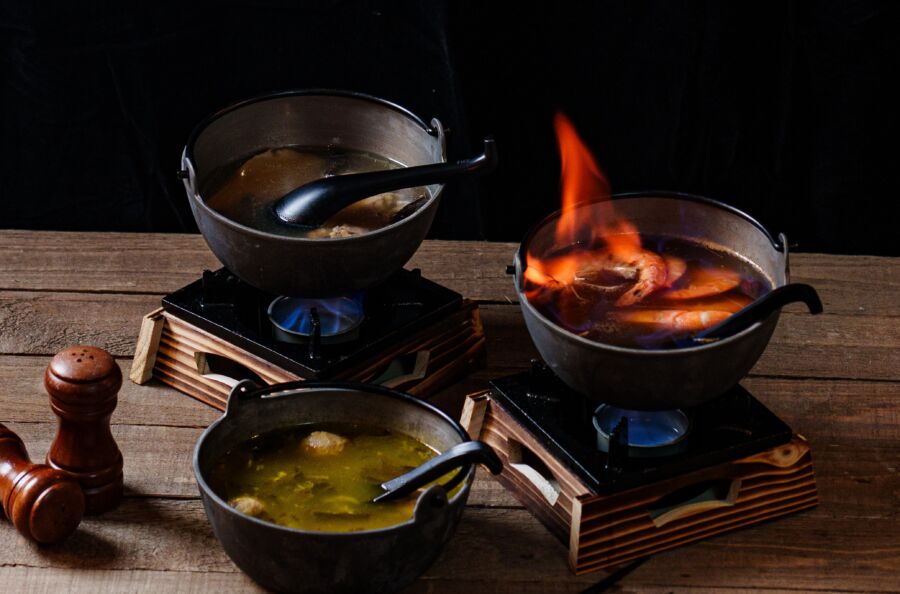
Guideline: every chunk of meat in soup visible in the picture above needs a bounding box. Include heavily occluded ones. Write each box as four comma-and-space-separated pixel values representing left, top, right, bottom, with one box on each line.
301, 431, 349, 456
229, 495, 266, 517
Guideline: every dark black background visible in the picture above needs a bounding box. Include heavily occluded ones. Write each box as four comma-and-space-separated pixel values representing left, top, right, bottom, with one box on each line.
2, 1, 896, 254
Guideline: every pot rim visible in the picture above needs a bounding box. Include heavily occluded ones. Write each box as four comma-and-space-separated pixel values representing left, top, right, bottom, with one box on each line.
192, 380, 476, 538
182, 88, 446, 245
514, 191, 787, 357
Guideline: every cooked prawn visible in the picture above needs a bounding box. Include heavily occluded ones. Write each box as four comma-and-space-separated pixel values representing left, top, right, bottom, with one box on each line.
642, 293, 751, 313
573, 249, 668, 306
663, 255, 687, 287
524, 264, 570, 306
659, 265, 741, 300
611, 309, 731, 332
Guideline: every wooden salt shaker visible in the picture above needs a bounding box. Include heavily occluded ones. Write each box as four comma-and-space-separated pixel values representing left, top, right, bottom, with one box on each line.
45, 346, 123, 515
0, 423, 85, 544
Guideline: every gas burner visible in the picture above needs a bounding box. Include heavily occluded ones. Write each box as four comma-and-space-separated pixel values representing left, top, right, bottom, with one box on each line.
592, 405, 690, 457
268, 294, 365, 344
487, 364, 793, 494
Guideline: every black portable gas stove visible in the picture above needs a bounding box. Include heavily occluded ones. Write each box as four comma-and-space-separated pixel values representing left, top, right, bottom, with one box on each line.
461, 362, 818, 574
131, 268, 484, 409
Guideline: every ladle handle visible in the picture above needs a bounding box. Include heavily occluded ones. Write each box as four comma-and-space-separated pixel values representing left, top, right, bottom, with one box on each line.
273, 137, 498, 226
373, 440, 502, 503
693, 283, 823, 342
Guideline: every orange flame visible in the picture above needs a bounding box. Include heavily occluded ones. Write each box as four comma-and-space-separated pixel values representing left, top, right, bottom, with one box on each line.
553, 112, 611, 246
523, 113, 749, 339
526, 113, 642, 295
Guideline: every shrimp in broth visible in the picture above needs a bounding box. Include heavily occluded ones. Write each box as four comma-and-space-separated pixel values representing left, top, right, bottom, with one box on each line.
525, 235, 770, 349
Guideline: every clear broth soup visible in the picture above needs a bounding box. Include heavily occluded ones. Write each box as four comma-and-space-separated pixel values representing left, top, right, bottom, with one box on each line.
207, 423, 456, 532
203, 146, 428, 238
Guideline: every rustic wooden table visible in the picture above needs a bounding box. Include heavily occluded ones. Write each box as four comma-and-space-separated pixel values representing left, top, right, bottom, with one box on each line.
0, 230, 898, 593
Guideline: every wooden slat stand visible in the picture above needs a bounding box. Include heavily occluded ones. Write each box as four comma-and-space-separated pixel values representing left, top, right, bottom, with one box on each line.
461, 391, 819, 574
130, 300, 485, 410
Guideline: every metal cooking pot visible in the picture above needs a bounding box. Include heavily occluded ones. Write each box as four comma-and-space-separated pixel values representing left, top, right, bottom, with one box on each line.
514, 192, 790, 410
193, 380, 480, 594
181, 90, 447, 297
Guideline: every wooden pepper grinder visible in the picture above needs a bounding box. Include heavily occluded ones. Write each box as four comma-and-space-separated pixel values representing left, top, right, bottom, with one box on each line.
0, 423, 85, 544
45, 346, 123, 515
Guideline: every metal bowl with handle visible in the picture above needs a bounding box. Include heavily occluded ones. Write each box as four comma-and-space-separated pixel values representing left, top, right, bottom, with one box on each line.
514, 192, 800, 410
194, 380, 497, 593
180, 90, 450, 297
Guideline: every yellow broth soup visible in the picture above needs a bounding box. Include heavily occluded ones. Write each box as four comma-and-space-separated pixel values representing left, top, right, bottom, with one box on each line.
207, 423, 455, 532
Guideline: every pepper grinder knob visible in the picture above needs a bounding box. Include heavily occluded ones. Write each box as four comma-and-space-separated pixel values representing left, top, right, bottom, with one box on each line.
0, 423, 85, 544
45, 346, 123, 515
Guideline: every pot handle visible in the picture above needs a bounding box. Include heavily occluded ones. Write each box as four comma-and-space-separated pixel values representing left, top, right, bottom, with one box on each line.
411, 483, 450, 524
222, 379, 264, 417
223, 379, 431, 416
178, 148, 198, 197
223, 380, 314, 416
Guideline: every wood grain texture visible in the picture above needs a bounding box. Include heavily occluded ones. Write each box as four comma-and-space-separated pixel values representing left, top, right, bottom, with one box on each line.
0, 566, 887, 594
0, 499, 898, 593
0, 568, 262, 594
129, 308, 165, 384
0, 356, 222, 428
0, 230, 897, 593
0, 231, 519, 301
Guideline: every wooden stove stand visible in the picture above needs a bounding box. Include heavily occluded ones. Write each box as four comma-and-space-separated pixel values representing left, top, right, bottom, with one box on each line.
130, 301, 485, 409
461, 391, 819, 574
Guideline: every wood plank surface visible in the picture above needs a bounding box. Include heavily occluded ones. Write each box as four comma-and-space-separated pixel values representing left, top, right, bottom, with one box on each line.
0, 231, 519, 302
2, 291, 898, 381
2, 362, 896, 516
3, 230, 899, 314
1, 498, 898, 593
0, 230, 898, 593
0, 568, 873, 594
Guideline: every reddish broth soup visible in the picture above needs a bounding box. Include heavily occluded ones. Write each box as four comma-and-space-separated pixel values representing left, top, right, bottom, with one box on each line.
524, 235, 770, 349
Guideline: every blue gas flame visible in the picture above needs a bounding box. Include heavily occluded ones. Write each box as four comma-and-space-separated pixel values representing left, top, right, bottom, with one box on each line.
270, 293, 365, 337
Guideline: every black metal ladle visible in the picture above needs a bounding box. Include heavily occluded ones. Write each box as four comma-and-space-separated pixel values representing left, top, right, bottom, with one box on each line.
273, 137, 498, 228
372, 440, 502, 503
690, 282, 823, 343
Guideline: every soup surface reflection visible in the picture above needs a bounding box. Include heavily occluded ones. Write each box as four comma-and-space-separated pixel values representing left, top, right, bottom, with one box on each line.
208, 423, 454, 532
